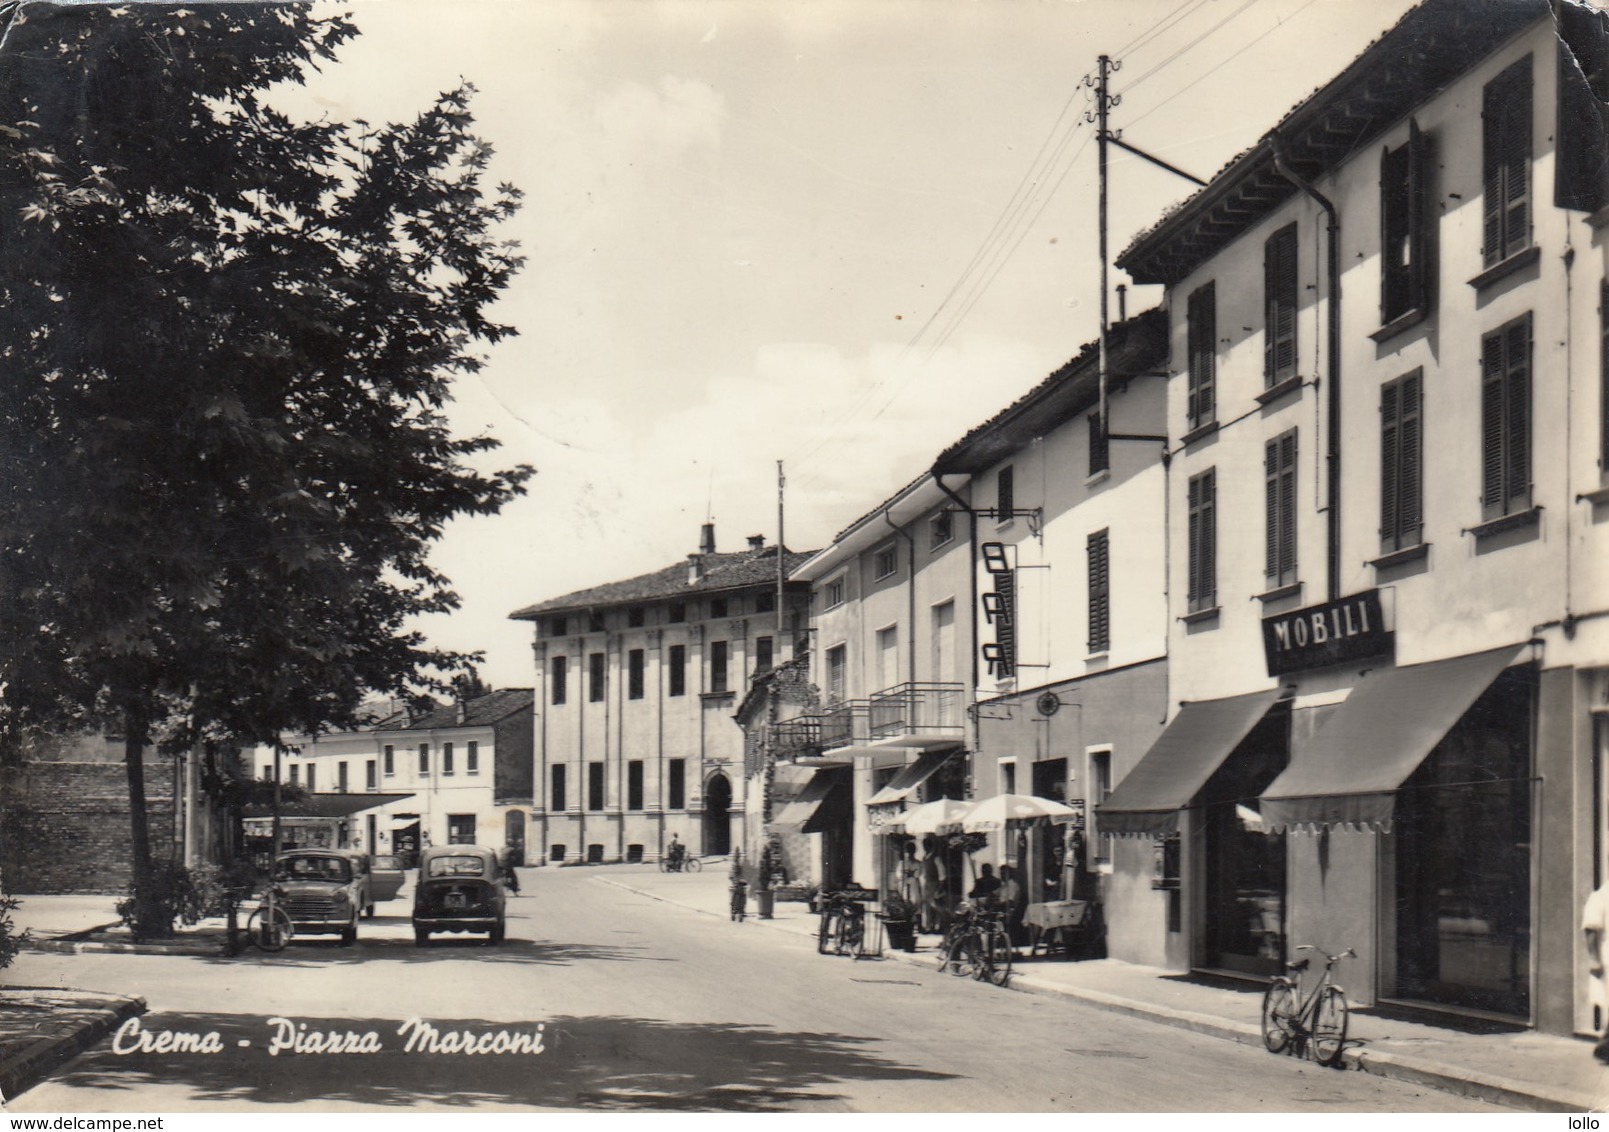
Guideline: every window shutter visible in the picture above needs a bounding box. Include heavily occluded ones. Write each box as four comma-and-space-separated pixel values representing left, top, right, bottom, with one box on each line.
1483, 79, 1506, 264
1188, 284, 1215, 426
1087, 531, 1109, 653
1187, 475, 1203, 605
1601, 281, 1609, 470
1504, 317, 1531, 512
995, 570, 1017, 676
1399, 371, 1423, 546
1381, 142, 1410, 321
1279, 432, 1297, 582
1380, 379, 1401, 546
1502, 64, 1532, 261
1265, 225, 1298, 382
1407, 119, 1433, 313
1481, 329, 1507, 517
1202, 473, 1216, 604
1265, 440, 1280, 579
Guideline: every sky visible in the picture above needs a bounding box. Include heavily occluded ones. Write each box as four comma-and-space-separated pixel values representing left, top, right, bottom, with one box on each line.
283, 0, 1424, 690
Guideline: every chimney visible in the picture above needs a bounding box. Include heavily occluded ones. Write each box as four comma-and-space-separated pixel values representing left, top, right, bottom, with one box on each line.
700, 522, 716, 556
455, 699, 467, 725
747, 534, 765, 551
687, 553, 704, 584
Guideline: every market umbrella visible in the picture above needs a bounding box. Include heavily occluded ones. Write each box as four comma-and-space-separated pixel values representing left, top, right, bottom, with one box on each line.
887, 797, 972, 836
944, 792, 1080, 833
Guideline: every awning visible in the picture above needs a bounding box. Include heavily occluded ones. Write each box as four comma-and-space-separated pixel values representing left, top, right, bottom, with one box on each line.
243, 792, 415, 820
768, 767, 850, 834
866, 749, 955, 806
1260, 643, 1524, 833
1095, 688, 1283, 837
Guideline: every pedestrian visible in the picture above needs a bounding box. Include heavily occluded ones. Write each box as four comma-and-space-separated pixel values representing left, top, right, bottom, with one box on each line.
998, 864, 1027, 941
969, 862, 1002, 904
498, 842, 521, 895
1584, 880, 1609, 1063
919, 834, 948, 933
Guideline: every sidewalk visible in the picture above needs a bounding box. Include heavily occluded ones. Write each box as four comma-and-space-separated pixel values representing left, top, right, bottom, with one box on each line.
597, 862, 1609, 1113
9, 893, 226, 956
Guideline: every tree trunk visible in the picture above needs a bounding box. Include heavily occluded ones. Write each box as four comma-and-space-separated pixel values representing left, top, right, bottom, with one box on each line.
122, 702, 167, 938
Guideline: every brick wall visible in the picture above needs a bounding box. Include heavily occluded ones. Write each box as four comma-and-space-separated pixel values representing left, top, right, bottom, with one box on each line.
0, 746, 176, 895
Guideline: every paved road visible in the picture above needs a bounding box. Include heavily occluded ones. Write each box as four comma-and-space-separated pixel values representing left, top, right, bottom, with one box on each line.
6, 867, 1511, 1112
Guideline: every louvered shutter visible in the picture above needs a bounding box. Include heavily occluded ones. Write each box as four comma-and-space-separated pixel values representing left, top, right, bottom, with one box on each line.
1188, 284, 1215, 426
1187, 474, 1203, 607
1399, 371, 1423, 547
1380, 380, 1401, 548
1407, 120, 1433, 313
1381, 142, 1411, 321
1278, 432, 1298, 584
1201, 472, 1216, 605
1601, 282, 1609, 470
1483, 76, 1505, 265
1087, 530, 1110, 653
1483, 58, 1532, 266
1265, 225, 1298, 383
1504, 318, 1531, 513
995, 570, 1017, 677
1265, 440, 1281, 580
1481, 329, 1507, 518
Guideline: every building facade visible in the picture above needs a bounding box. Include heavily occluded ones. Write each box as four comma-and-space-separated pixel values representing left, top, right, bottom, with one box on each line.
1104, 0, 1609, 1036
510, 527, 813, 866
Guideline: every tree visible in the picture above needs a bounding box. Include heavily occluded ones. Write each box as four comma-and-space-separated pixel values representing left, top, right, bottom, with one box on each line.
0, 3, 532, 933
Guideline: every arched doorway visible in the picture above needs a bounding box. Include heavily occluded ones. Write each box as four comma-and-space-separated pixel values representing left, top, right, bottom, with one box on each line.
503, 810, 526, 866
703, 773, 732, 856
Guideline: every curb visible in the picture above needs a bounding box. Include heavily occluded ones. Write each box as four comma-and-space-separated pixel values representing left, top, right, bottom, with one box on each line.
0, 992, 146, 1101
27, 937, 227, 957
598, 876, 1595, 1113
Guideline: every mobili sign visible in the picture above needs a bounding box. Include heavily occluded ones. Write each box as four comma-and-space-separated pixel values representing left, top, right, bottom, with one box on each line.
1262, 589, 1392, 677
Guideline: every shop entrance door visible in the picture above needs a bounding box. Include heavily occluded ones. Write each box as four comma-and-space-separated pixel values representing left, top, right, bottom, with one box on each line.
1395, 667, 1533, 1018
1200, 703, 1289, 977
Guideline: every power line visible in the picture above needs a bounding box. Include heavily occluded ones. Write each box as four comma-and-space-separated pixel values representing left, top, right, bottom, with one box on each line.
1111, 0, 1214, 61
1117, 0, 1261, 96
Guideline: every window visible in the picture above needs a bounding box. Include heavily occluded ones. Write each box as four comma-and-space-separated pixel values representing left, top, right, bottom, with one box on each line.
669, 602, 686, 623
824, 577, 845, 609
1187, 470, 1217, 613
711, 598, 728, 619
383, 745, 394, 776
1381, 371, 1424, 552
447, 814, 475, 845
1187, 282, 1216, 428
628, 606, 645, 628
876, 625, 899, 689
1088, 411, 1109, 476
669, 644, 686, 697
1000, 760, 1017, 795
1481, 314, 1533, 520
1381, 121, 1434, 323
1087, 529, 1110, 654
628, 760, 644, 811
290, 763, 300, 786
589, 652, 605, 702
1265, 430, 1299, 587
710, 640, 729, 695
551, 763, 567, 811
338, 762, 348, 792
365, 760, 376, 790
588, 762, 604, 811
826, 644, 847, 704
1090, 750, 1113, 867
755, 590, 775, 613
551, 655, 568, 705
930, 509, 954, 549
442, 742, 454, 776
306, 764, 316, 792
874, 543, 898, 581
1264, 223, 1299, 386
588, 611, 605, 632
668, 758, 686, 810
1483, 56, 1532, 268
755, 636, 773, 674
419, 742, 430, 776
996, 465, 1015, 522
466, 741, 478, 775
988, 570, 1016, 678
628, 649, 645, 699
550, 615, 567, 638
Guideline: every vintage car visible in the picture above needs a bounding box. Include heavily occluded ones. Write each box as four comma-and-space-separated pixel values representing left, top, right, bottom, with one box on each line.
273, 849, 369, 945
413, 845, 507, 946
370, 853, 408, 904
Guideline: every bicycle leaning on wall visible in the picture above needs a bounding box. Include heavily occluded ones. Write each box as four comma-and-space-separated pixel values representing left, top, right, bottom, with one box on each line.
1260, 944, 1355, 1066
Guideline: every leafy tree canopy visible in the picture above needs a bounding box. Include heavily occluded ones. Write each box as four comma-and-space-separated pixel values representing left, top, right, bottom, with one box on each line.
0, 2, 533, 757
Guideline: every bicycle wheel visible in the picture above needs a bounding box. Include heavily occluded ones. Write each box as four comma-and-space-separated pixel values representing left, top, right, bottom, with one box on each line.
1260, 980, 1297, 1053
817, 909, 835, 954
1311, 985, 1349, 1066
981, 929, 1012, 986
685, 857, 702, 873
844, 914, 866, 960
248, 905, 292, 953
660, 857, 672, 873
946, 934, 979, 978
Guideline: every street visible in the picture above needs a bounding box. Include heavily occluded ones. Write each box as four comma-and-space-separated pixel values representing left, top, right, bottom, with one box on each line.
5, 866, 1511, 1112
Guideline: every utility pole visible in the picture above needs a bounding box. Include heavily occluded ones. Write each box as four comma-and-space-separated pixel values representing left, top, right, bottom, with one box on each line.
1085, 55, 1120, 446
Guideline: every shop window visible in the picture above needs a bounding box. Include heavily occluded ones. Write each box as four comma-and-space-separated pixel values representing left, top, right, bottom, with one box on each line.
1483, 56, 1532, 268
1481, 315, 1533, 520
1381, 370, 1424, 552
1265, 430, 1298, 587
1187, 470, 1217, 612
447, 814, 475, 845
1264, 223, 1298, 386
1187, 282, 1216, 428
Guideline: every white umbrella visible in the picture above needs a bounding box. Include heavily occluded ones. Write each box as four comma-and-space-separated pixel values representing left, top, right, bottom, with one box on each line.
887, 797, 972, 836
943, 793, 1079, 833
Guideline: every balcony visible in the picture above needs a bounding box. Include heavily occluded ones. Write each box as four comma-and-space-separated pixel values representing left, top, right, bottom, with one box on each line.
769, 716, 821, 758
817, 700, 870, 750
868, 682, 967, 744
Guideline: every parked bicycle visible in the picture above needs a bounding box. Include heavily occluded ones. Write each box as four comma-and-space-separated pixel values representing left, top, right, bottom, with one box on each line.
1261, 944, 1355, 1066
815, 890, 868, 959
938, 902, 1012, 986
244, 883, 293, 953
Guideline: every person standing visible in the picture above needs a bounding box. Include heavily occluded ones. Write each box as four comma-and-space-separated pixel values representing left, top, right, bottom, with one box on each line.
1584, 881, 1609, 1063
919, 835, 948, 933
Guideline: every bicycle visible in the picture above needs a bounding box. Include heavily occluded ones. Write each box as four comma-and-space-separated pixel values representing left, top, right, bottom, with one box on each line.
939, 904, 1012, 986
659, 853, 702, 873
815, 890, 867, 958
1261, 944, 1355, 1066
244, 884, 293, 953
730, 878, 748, 922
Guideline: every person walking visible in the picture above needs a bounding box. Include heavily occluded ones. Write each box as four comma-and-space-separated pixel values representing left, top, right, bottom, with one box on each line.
1584, 880, 1609, 1063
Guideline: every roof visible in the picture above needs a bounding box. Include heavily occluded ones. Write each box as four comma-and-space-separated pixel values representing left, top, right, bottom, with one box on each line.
379, 687, 533, 733
933, 307, 1169, 474
1116, 0, 1550, 285
508, 544, 817, 621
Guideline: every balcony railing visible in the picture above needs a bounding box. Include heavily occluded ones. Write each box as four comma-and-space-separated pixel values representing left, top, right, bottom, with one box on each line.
769, 715, 821, 757
868, 682, 967, 741
818, 700, 870, 749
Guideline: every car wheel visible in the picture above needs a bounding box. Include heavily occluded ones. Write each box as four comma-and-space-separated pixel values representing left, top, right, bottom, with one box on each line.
340, 915, 357, 946
362, 903, 374, 920
489, 922, 505, 945
414, 928, 429, 947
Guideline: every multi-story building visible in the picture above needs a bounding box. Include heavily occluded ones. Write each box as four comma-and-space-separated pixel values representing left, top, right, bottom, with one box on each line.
1103, 0, 1609, 1036
930, 308, 1172, 965
252, 688, 533, 860
779, 475, 976, 893
509, 526, 813, 865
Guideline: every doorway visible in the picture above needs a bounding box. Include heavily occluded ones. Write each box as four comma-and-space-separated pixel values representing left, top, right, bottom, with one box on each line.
703, 773, 732, 856
504, 810, 526, 866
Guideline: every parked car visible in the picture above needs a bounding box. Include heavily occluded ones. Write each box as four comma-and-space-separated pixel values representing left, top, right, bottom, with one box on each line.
370, 854, 407, 904
413, 845, 507, 946
273, 849, 369, 945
